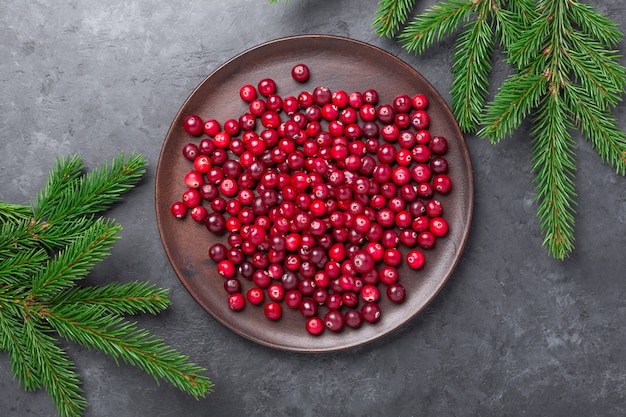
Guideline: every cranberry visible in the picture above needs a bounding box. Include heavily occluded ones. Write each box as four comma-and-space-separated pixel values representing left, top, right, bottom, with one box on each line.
227, 293, 245, 311
379, 266, 399, 285
239, 84, 257, 102
323, 310, 345, 332
418, 231, 437, 249
361, 302, 381, 323
406, 249, 425, 269
312, 86, 331, 106
299, 298, 318, 317
387, 283, 406, 303
182, 143, 199, 161
430, 135, 448, 154
412, 94, 428, 110
344, 309, 363, 329
264, 301, 282, 321
183, 114, 203, 136
224, 278, 242, 294
360, 284, 380, 303
425, 199, 443, 217
257, 78, 277, 96
190, 205, 207, 222
352, 250, 375, 273
246, 287, 264, 305
362, 89, 379, 105
430, 156, 449, 174
291, 64, 310, 83
170, 201, 187, 219
348, 91, 364, 108
306, 316, 324, 335
410, 110, 430, 130
298, 91, 314, 108
429, 217, 449, 237
181, 189, 201, 208
433, 174, 452, 194
285, 290, 303, 309
203, 119, 220, 136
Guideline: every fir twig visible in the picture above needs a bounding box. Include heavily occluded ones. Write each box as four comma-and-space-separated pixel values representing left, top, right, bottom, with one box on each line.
531, 92, 577, 259
46, 305, 209, 399
52, 281, 171, 316
480, 0, 626, 257
1, 151, 213, 417
36, 152, 147, 224
30, 218, 122, 298
378, 0, 626, 258
399, 0, 474, 55
373, 0, 418, 38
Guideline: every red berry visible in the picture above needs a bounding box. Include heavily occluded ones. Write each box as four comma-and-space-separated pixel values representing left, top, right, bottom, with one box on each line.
258, 78, 277, 96
183, 114, 203, 136
429, 217, 449, 237
323, 310, 345, 332
406, 249, 425, 269
306, 316, 324, 335
170, 201, 187, 219
264, 301, 282, 321
361, 302, 381, 323
411, 94, 428, 110
227, 293, 245, 311
387, 283, 406, 303
246, 287, 265, 305
239, 84, 257, 102
291, 64, 310, 83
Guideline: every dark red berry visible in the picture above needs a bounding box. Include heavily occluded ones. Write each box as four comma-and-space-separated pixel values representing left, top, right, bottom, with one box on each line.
291, 64, 310, 83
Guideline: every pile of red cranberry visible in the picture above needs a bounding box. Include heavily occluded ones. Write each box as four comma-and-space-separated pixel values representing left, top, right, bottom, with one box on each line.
170, 64, 451, 335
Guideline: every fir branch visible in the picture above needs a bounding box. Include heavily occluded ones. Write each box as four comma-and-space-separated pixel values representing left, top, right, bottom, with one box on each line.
565, 83, 626, 175
450, 3, 494, 132
0, 247, 48, 285
31, 219, 122, 298
21, 309, 86, 417
34, 155, 85, 221
492, 0, 536, 51
2, 151, 213, 415
479, 67, 546, 142
0, 304, 42, 391
373, 0, 418, 38
0, 202, 31, 223
531, 91, 577, 259
0, 216, 97, 256
0, 219, 33, 258
567, 31, 626, 107
398, 0, 475, 55
568, 1, 624, 47
37, 152, 147, 224
46, 304, 213, 399
52, 281, 171, 316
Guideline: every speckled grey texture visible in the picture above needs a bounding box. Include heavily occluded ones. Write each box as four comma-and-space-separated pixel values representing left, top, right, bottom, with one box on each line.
1, 1, 625, 416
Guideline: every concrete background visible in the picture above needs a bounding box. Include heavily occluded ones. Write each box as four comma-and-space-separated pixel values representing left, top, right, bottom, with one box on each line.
0, 0, 624, 416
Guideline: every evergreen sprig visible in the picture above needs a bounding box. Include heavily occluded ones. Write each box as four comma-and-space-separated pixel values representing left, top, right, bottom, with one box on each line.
383, 0, 626, 259
0, 152, 213, 417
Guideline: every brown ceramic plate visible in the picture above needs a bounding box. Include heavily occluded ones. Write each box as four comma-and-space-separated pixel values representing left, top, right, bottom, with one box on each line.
156, 35, 473, 353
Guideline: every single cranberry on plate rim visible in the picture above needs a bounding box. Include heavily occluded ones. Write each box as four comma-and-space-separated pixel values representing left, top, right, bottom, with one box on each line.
169, 62, 454, 337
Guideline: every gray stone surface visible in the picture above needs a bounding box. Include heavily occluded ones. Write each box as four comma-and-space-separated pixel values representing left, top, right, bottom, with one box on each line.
1, 1, 625, 416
